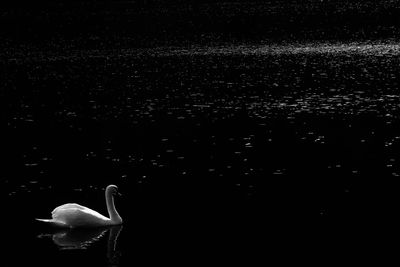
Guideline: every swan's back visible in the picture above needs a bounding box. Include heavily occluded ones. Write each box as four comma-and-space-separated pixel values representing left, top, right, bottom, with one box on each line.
52, 203, 87, 215
51, 203, 87, 215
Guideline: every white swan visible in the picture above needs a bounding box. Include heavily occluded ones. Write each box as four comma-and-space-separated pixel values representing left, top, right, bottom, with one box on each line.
36, 185, 123, 228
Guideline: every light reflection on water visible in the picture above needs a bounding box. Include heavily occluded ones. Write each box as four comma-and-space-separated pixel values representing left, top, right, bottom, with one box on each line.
141, 43, 400, 57
38, 225, 122, 251
7, 40, 400, 198
11, 42, 400, 60
3, 42, 400, 264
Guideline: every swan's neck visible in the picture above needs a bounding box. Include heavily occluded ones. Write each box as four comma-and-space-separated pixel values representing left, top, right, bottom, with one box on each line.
105, 189, 122, 224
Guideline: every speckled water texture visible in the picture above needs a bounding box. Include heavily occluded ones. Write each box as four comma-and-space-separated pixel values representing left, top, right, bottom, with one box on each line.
3, 0, 400, 262
2, 41, 400, 264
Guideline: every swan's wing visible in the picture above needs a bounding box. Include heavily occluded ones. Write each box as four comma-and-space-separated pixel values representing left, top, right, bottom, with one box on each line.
52, 207, 109, 227
52, 203, 87, 215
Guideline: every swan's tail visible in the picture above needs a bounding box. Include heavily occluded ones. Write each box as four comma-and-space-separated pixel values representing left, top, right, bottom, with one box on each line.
35, 218, 53, 223
35, 218, 69, 228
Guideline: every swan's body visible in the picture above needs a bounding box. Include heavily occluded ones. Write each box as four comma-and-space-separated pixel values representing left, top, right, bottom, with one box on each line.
36, 185, 122, 228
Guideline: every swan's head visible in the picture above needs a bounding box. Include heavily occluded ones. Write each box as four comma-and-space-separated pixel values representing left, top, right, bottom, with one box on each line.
106, 185, 119, 196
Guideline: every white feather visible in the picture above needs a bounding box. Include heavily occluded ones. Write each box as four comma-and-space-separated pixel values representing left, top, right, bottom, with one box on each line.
36, 185, 122, 228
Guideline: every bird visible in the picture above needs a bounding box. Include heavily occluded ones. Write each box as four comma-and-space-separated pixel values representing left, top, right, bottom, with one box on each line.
36, 185, 123, 228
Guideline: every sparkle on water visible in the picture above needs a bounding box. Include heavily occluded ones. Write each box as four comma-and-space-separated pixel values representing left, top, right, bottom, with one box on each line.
2, 42, 400, 264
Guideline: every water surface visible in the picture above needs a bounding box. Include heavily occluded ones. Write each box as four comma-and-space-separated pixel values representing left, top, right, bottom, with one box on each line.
2, 42, 400, 264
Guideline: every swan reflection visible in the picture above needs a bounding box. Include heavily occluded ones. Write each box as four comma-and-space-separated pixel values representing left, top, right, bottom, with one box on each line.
38, 226, 123, 262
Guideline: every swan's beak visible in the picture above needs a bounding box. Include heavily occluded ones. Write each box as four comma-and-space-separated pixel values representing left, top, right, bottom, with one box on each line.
117, 192, 122, 197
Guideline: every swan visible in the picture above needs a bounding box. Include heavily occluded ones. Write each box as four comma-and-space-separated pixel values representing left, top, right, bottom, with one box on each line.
36, 185, 123, 228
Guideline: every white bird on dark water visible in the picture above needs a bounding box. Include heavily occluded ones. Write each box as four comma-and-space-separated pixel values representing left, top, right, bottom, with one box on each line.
36, 185, 123, 228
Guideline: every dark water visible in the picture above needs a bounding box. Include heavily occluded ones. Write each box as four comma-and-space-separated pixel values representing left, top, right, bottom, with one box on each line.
2, 0, 400, 50
2, 43, 400, 264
